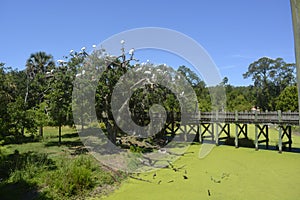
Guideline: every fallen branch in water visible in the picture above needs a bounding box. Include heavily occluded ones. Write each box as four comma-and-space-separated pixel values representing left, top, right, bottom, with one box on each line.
129, 175, 152, 183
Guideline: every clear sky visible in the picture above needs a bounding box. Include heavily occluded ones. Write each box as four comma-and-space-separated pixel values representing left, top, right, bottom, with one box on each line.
0, 0, 295, 86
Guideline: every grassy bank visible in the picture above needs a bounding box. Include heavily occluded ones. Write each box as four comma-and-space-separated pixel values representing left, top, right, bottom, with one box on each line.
0, 127, 124, 200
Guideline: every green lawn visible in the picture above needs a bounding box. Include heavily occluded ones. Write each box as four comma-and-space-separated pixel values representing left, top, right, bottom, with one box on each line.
4, 126, 80, 157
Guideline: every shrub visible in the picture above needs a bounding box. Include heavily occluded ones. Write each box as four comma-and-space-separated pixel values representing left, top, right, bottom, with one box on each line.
0, 151, 56, 182
46, 155, 114, 198
129, 145, 152, 153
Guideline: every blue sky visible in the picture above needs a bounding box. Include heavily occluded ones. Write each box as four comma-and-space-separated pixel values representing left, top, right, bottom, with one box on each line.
0, 0, 295, 86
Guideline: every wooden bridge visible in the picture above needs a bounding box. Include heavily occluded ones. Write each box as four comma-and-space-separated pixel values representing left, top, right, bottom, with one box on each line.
150, 110, 300, 153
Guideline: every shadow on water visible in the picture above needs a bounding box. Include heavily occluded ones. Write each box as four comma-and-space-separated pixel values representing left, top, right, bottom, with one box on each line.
216, 137, 300, 153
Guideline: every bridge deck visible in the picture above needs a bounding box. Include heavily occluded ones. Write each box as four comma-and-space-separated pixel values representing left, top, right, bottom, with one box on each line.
153, 111, 300, 125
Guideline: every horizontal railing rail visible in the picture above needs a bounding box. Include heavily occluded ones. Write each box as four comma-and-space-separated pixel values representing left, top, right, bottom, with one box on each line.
152, 111, 300, 125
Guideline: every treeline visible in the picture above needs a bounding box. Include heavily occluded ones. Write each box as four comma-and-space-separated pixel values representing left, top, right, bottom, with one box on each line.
0, 47, 297, 142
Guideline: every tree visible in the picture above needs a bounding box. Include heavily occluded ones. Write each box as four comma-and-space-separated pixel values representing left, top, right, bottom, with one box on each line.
177, 65, 201, 86
95, 50, 135, 143
243, 57, 296, 111
7, 96, 37, 136
276, 85, 298, 111
0, 64, 33, 138
225, 85, 254, 111
25, 52, 55, 136
177, 65, 211, 111
0, 63, 13, 136
26, 52, 55, 79
222, 77, 229, 85
46, 61, 75, 145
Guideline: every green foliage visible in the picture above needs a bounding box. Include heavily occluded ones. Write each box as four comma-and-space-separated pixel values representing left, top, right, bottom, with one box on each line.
0, 151, 56, 182
208, 85, 226, 111
46, 65, 74, 127
0, 64, 15, 135
129, 145, 151, 153
226, 86, 253, 111
48, 158, 93, 196
276, 85, 299, 111
178, 65, 202, 86
243, 57, 296, 111
25, 52, 55, 108
0, 142, 118, 199
7, 96, 37, 135
46, 156, 114, 198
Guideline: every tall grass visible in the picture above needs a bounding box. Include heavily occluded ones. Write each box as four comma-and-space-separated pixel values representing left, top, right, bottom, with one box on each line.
0, 126, 123, 200
45, 155, 113, 198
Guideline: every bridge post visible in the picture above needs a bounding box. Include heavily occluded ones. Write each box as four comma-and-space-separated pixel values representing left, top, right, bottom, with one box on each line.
235, 111, 238, 148
199, 121, 202, 143
278, 110, 282, 153
255, 111, 258, 150
215, 110, 219, 146
183, 124, 186, 141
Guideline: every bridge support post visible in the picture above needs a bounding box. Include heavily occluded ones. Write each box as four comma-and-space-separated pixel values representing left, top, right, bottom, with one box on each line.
200, 123, 214, 143
235, 111, 238, 148
215, 123, 219, 146
178, 122, 199, 142
234, 123, 248, 148
278, 126, 282, 153
254, 124, 269, 150
184, 125, 187, 142
215, 111, 219, 146
215, 123, 230, 145
278, 110, 282, 153
199, 123, 202, 143
280, 125, 292, 151
235, 124, 239, 148
255, 124, 258, 151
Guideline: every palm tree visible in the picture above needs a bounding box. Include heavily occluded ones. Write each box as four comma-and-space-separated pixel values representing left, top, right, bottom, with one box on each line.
25, 52, 55, 137
26, 51, 55, 79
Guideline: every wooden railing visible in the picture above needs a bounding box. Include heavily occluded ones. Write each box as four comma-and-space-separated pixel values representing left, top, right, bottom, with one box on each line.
152, 111, 300, 125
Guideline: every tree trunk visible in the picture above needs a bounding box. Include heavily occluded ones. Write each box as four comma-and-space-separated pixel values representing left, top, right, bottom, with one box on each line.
105, 120, 117, 144
111, 122, 117, 144
39, 126, 43, 137
58, 125, 62, 145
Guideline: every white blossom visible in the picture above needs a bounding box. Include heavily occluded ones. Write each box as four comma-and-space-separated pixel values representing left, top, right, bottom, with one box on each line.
57, 59, 65, 64
129, 48, 134, 55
